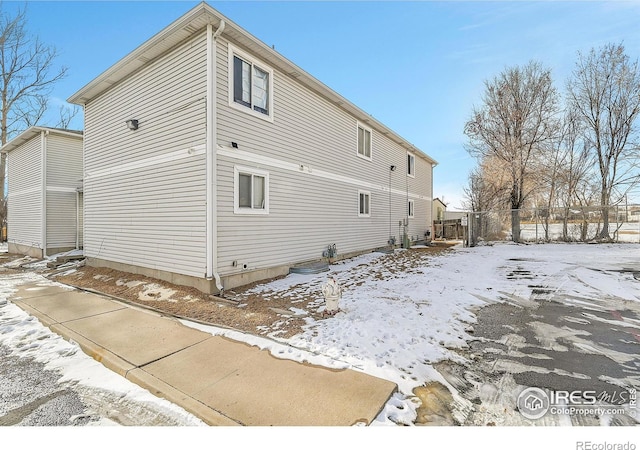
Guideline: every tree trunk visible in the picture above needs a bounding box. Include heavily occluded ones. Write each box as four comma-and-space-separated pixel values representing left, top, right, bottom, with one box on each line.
511, 209, 521, 243
598, 206, 610, 240
544, 214, 550, 242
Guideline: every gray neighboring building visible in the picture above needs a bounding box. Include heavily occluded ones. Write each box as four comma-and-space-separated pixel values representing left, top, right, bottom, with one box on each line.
68, 2, 437, 293
3, 127, 83, 258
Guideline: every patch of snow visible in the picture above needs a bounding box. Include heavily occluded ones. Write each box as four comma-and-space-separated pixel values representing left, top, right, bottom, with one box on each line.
138, 283, 176, 302
0, 272, 204, 426
116, 279, 144, 288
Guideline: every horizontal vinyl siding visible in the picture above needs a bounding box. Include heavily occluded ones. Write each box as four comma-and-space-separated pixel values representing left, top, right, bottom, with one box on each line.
83, 32, 208, 278
45, 134, 83, 250
78, 193, 83, 248
7, 135, 43, 249
217, 157, 402, 274
46, 134, 83, 187
46, 191, 78, 249
216, 38, 433, 276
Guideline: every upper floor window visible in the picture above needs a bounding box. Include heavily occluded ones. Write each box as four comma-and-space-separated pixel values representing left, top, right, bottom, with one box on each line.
357, 123, 372, 160
229, 45, 273, 121
407, 152, 415, 177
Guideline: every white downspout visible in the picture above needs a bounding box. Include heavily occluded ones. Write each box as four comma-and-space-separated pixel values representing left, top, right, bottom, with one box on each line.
75, 190, 79, 250
206, 20, 225, 293
41, 130, 47, 258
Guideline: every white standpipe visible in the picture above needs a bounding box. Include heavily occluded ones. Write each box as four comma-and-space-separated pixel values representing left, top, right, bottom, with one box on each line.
321, 277, 342, 315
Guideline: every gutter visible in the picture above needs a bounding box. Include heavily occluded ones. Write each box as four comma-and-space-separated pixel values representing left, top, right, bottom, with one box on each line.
206, 20, 225, 293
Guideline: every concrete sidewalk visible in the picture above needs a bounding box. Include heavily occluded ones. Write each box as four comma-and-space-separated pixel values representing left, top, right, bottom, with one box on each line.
9, 282, 396, 426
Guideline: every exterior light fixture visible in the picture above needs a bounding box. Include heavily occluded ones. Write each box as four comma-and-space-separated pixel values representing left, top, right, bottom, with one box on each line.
231, 142, 238, 148
390, 165, 396, 171
126, 119, 139, 130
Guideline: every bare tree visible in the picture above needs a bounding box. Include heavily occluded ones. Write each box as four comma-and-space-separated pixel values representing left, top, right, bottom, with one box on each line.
56, 103, 80, 129
464, 61, 559, 242
0, 5, 67, 229
567, 43, 640, 240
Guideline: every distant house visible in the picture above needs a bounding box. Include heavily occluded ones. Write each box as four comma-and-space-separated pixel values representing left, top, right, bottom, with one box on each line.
68, 2, 437, 293
2, 127, 83, 257
433, 198, 447, 222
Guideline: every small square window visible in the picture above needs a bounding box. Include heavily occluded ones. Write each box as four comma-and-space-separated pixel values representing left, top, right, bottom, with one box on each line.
407, 153, 415, 177
358, 190, 371, 217
357, 123, 372, 160
234, 166, 269, 214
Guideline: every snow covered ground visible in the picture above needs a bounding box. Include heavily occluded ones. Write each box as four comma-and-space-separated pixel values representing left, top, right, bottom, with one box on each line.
179, 242, 640, 426
0, 272, 206, 427
1, 242, 639, 443
519, 221, 640, 243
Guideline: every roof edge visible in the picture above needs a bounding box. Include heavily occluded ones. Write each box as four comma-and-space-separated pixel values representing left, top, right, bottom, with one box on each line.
67, 2, 437, 165
1, 126, 83, 153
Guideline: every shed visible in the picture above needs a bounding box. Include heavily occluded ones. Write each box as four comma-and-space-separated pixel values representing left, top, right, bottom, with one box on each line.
3, 127, 83, 258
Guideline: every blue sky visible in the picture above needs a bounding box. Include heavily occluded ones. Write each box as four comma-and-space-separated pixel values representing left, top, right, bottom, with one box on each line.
7, 1, 640, 208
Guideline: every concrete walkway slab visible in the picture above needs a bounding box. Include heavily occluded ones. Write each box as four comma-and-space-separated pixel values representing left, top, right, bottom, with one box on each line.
64, 308, 211, 367
12, 288, 125, 324
143, 336, 397, 425
8, 282, 397, 426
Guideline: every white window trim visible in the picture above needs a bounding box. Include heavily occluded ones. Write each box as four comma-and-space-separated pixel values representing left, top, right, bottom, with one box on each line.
358, 190, 371, 218
408, 200, 415, 218
234, 165, 270, 215
407, 152, 416, 178
356, 122, 373, 162
228, 44, 274, 123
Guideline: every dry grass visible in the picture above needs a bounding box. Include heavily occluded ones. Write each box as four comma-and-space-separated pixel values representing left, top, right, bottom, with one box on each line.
51, 243, 457, 339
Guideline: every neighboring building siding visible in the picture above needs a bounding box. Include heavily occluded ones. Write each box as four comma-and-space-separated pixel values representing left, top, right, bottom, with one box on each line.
82, 32, 208, 278
78, 192, 84, 248
46, 191, 77, 250
215, 38, 433, 276
7, 135, 43, 251
46, 134, 83, 251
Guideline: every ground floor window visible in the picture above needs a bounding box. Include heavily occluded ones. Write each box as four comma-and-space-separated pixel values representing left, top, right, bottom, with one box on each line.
358, 190, 371, 217
234, 166, 269, 214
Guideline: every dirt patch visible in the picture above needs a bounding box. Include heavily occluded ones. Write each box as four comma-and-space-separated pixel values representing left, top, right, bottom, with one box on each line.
413, 382, 457, 425
54, 266, 310, 338
46, 243, 457, 340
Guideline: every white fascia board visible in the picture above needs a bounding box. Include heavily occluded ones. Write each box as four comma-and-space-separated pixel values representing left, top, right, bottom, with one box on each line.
66, 2, 437, 166
1, 126, 83, 154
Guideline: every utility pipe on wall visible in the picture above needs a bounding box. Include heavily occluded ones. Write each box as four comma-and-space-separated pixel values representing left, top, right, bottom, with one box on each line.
41, 130, 47, 257
206, 20, 226, 293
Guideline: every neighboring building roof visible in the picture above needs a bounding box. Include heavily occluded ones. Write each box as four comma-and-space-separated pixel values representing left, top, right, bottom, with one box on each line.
67, 2, 437, 166
433, 198, 447, 209
1, 126, 83, 154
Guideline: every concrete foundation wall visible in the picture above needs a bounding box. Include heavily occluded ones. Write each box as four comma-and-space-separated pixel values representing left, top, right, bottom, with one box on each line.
86, 257, 217, 294
9, 243, 44, 259
47, 246, 78, 257
87, 246, 388, 294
